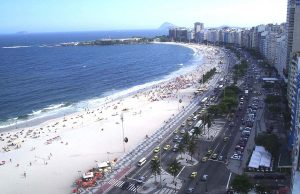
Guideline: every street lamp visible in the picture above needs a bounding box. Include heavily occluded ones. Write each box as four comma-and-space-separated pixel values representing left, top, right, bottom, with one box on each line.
157, 137, 163, 188
120, 113, 125, 153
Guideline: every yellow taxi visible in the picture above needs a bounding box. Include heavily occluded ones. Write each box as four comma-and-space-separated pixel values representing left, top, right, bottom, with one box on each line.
202, 156, 208, 162
163, 144, 170, 150
152, 155, 158, 161
190, 172, 198, 178
153, 147, 160, 153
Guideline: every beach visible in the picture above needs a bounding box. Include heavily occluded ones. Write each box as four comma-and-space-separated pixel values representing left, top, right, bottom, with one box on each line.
0, 43, 226, 194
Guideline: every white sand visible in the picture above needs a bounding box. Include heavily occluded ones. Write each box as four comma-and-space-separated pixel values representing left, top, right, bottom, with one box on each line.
0, 43, 226, 194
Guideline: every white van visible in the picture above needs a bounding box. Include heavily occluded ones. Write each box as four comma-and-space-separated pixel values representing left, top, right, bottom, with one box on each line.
137, 157, 147, 166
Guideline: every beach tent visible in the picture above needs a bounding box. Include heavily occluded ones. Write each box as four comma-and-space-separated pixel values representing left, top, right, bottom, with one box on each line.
97, 162, 109, 168
248, 146, 272, 169
82, 172, 93, 179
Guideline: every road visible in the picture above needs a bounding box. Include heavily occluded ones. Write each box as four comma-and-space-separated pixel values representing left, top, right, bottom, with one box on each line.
105, 47, 241, 194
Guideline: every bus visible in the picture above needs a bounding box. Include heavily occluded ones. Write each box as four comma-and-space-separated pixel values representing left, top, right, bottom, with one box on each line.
194, 120, 203, 129
137, 157, 147, 166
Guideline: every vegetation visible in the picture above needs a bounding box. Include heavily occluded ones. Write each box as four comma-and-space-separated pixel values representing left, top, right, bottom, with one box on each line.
178, 143, 185, 159
262, 82, 275, 89
209, 85, 240, 115
245, 48, 263, 59
168, 159, 181, 182
200, 68, 217, 84
233, 60, 248, 83
193, 125, 202, 138
231, 174, 253, 194
182, 132, 190, 144
153, 35, 171, 42
268, 105, 281, 113
265, 95, 281, 104
255, 133, 281, 156
255, 183, 271, 194
150, 158, 161, 183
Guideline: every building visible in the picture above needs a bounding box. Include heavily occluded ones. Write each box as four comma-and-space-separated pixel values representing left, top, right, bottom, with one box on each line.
194, 22, 204, 33
194, 22, 204, 43
275, 35, 287, 78
287, 0, 300, 107
289, 53, 300, 194
168, 27, 188, 42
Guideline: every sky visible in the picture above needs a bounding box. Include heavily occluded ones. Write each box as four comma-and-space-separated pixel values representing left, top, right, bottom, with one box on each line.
0, 0, 287, 34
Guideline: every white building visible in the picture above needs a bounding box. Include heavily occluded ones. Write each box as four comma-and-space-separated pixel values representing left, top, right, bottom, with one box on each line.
275, 35, 287, 78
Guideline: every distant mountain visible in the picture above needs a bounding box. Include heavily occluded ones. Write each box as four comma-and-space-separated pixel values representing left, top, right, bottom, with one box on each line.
158, 22, 177, 30
16, 31, 29, 35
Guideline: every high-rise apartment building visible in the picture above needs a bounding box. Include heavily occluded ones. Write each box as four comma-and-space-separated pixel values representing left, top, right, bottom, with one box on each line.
290, 52, 300, 194
194, 22, 204, 33
287, 0, 300, 107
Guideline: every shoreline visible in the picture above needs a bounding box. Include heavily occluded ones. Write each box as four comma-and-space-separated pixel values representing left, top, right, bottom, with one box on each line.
0, 43, 226, 194
0, 42, 199, 132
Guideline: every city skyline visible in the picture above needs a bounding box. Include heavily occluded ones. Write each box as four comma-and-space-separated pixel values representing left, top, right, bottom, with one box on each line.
0, 0, 287, 34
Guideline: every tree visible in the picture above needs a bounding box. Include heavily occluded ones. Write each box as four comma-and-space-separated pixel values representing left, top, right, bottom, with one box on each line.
231, 174, 253, 194
207, 105, 219, 116
182, 132, 190, 145
169, 159, 181, 182
194, 126, 202, 138
178, 143, 185, 159
150, 158, 161, 183
188, 138, 197, 161
255, 134, 281, 156
255, 183, 270, 194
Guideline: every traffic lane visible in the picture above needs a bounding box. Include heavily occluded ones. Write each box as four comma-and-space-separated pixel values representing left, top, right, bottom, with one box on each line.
178, 160, 231, 194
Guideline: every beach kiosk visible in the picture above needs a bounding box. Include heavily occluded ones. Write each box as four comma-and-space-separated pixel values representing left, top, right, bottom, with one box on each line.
97, 161, 111, 173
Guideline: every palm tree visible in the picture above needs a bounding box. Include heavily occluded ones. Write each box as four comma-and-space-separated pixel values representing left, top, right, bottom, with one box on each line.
150, 159, 161, 183
169, 159, 181, 182
178, 143, 185, 159
188, 138, 197, 161
182, 131, 190, 145
202, 113, 212, 138
194, 126, 202, 138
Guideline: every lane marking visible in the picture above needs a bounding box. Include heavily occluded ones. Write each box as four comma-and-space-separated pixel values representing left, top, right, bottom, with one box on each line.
226, 172, 232, 189
176, 166, 186, 178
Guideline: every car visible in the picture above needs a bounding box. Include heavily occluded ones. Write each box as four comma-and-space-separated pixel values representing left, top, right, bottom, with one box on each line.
206, 149, 213, 156
173, 135, 179, 142
187, 188, 195, 193
137, 176, 145, 185
223, 137, 229, 142
188, 122, 193, 126
180, 129, 185, 134
173, 129, 179, 134
121, 181, 130, 190
190, 172, 198, 178
153, 147, 160, 153
231, 154, 241, 160
201, 156, 208, 162
187, 117, 192, 121
181, 122, 186, 127
163, 144, 170, 150
211, 153, 218, 160
218, 155, 224, 161
152, 155, 158, 161
173, 144, 179, 152
201, 174, 208, 181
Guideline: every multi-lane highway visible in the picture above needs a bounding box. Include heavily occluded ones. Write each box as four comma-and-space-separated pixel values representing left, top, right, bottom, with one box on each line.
105, 48, 243, 194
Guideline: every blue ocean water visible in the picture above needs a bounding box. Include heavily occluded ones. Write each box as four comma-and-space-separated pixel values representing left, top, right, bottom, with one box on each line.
0, 30, 201, 130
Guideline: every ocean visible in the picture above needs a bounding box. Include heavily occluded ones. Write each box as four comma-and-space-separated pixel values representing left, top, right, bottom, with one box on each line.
0, 30, 202, 131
